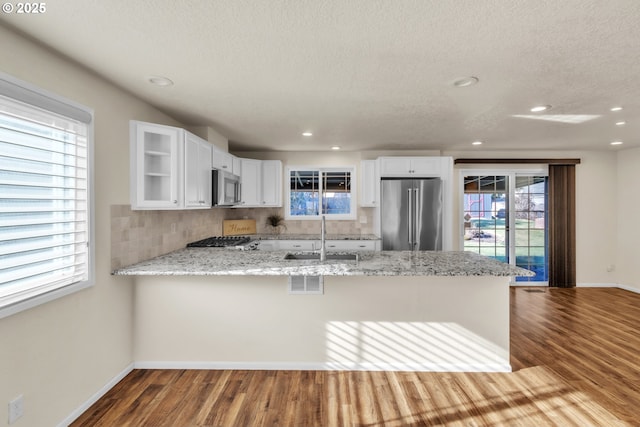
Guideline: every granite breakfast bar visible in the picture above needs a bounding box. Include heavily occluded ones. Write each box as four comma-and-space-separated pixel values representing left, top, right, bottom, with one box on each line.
115, 250, 532, 372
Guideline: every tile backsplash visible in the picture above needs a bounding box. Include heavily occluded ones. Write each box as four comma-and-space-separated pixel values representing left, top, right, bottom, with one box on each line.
110, 205, 375, 270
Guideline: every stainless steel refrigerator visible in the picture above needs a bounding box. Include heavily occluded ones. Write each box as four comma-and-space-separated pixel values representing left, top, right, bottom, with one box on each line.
381, 177, 443, 250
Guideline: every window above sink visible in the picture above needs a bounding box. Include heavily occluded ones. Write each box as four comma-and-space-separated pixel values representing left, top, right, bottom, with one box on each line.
285, 166, 356, 220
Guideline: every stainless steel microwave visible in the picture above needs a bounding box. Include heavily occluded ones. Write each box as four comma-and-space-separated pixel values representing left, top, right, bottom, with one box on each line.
212, 169, 241, 206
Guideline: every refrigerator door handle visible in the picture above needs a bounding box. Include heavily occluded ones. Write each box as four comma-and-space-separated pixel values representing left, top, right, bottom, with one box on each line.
407, 188, 413, 246
414, 187, 420, 250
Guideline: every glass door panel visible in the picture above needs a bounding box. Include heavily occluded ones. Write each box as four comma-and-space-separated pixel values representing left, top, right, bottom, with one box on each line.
463, 173, 548, 283
463, 175, 509, 263
513, 176, 548, 282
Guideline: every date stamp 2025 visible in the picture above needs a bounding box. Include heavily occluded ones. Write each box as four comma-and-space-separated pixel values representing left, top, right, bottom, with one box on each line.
2, 2, 47, 14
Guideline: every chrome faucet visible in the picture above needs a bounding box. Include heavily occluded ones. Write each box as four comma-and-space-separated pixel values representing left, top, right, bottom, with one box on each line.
319, 215, 327, 261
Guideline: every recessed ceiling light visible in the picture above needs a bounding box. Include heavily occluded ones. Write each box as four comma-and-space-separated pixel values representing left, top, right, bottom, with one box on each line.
302, 132, 313, 137
471, 141, 483, 145
453, 76, 479, 87
615, 121, 626, 126
610, 141, 624, 146
331, 146, 341, 150
530, 105, 551, 112
610, 106, 623, 112
148, 76, 174, 87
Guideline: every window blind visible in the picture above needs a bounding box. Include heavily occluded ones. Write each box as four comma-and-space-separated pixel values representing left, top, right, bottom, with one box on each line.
0, 93, 91, 311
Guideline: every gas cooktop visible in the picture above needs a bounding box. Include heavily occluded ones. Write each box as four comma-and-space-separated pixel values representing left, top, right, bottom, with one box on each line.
186, 236, 252, 248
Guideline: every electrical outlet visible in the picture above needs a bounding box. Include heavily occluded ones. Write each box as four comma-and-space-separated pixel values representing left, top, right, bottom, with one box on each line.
8, 395, 24, 424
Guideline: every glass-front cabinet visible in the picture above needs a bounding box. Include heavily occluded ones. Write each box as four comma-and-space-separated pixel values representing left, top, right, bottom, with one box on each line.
131, 121, 182, 209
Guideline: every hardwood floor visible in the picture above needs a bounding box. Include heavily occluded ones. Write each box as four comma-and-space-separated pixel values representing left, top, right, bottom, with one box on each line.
71, 287, 640, 426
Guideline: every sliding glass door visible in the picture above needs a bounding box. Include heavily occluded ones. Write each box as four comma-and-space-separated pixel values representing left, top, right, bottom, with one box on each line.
463, 172, 548, 283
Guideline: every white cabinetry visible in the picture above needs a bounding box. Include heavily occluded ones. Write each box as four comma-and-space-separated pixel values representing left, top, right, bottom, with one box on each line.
184, 132, 212, 208
238, 158, 262, 206
379, 156, 443, 177
256, 239, 378, 251
238, 159, 283, 207
130, 121, 215, 210
130, 121, 182, 209
232, 156, 242, 176
360, 160, 379, 207
261, 160, 282, 206
325, 240, 377, 250
212, 146, 234, 172
278, 240, 316, 251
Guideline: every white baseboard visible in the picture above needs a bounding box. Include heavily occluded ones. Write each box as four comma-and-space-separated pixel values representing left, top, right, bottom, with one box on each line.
576, 282, 640, 294
134, 360, 511, 373
615, 283, 640, 294
57, 363, 134, 427
577, 282, 617, 288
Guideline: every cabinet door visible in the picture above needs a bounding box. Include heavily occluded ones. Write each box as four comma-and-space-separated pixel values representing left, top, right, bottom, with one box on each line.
410, 157, 442, 176
185, 133, 213, 208
197, 138, 212, 207
360, 160, 379, 206
239, 158, 262, 206
261, 160, 282, 206
379, 156, 442, 177
131, 121, 182, 209
184, 133, 201, 207
325, 240, 376, 250
379, 157, 412, 176
232, 156, 242, 176
278, 240, 316, 251
212, 146, 233, 171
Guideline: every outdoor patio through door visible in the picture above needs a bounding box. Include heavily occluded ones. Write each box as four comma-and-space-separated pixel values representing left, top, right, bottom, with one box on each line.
463, 174, 548, 283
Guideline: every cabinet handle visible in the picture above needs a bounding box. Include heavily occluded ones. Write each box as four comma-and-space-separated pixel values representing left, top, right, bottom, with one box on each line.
222, 165, 228, 168
173, 200, 177, 204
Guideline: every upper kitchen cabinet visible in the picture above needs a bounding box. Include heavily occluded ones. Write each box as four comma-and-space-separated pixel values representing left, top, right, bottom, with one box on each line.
261, 160, 282, 206
184, 131, 212, 208
360, 160, 379, 207
130, 121, 182, 209
211, 145, 235, 172
379, 156, 444, 177
130, 120, 215, 210
237, 158, 282, 207
238, 158, 261, 206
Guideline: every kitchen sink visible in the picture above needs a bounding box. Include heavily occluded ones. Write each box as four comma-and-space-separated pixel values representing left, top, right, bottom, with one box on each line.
284, 252, 359, 261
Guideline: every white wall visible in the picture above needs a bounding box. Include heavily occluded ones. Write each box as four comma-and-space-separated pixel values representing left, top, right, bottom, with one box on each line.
134, 275, 512, 372
0, 24, 183, 425
616, 147, 640, 289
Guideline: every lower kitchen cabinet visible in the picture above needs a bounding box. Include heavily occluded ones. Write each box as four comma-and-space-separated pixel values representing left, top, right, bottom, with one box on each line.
257, 239, 379, 251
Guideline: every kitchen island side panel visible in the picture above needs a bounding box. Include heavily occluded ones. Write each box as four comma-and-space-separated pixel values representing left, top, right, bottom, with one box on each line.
133, 275, 510, 372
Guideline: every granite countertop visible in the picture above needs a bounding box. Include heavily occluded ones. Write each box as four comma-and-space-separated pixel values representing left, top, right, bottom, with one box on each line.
112, 248, 534, 277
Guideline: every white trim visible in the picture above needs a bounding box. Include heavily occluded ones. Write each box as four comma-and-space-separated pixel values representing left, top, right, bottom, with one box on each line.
284, 165, 357, 220
57, 363, 134, 427
134, 360, 511, 373
616, 284, 640, 294
576, 282, 640, 294
576, 282, 618, 288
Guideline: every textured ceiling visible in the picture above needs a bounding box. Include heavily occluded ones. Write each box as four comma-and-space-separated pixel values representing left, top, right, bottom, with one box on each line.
2, 0, 640, 152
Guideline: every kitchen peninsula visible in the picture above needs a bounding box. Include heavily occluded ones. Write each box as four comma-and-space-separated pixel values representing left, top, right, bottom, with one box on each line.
115, 249, 531, 373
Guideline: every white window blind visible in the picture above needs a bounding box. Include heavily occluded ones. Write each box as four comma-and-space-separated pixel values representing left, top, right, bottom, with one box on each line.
0, 83, 92, 315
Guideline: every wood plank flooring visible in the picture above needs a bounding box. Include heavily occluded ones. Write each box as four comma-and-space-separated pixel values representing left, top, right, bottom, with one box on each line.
71, 287, 640, 426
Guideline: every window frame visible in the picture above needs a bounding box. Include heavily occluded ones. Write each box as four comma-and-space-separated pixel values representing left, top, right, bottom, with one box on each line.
285, 165, 357, 220
0, 72, 95, 319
